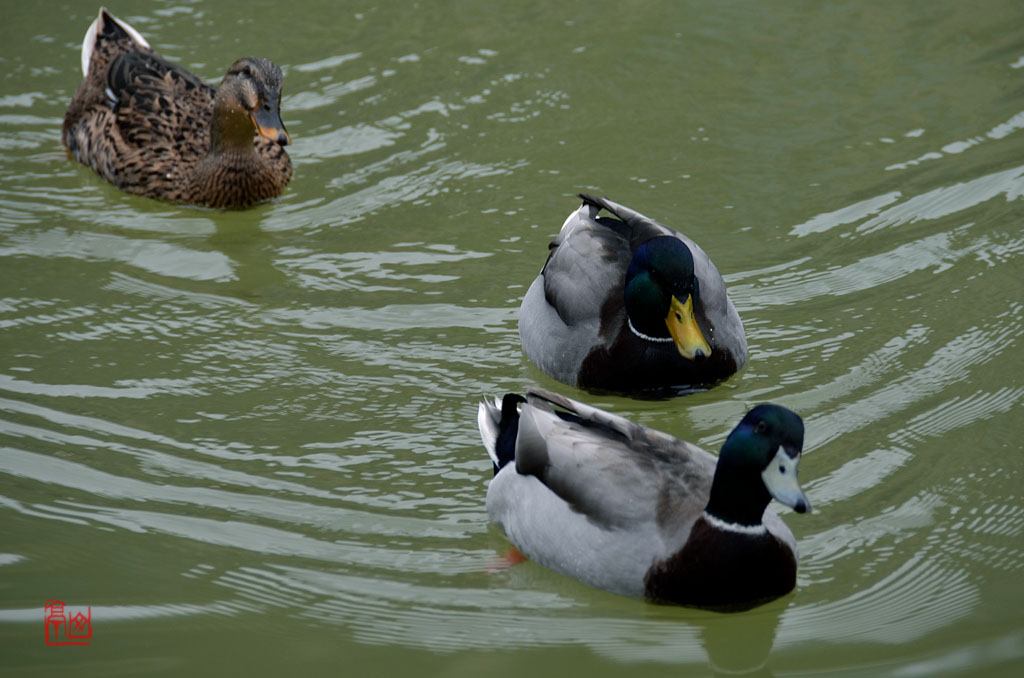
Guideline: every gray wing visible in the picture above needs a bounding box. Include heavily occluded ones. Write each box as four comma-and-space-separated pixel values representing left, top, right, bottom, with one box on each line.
514, 389, 715, 532
587, 195, 748, 366
539, 202, 630, 328
518, 202, 631, 383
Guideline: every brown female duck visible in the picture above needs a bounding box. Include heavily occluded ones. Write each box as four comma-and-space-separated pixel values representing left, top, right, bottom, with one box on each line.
63, 8, 292, 208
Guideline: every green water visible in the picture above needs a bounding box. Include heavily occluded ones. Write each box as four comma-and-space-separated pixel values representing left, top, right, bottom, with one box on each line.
2, 1, 1022, 675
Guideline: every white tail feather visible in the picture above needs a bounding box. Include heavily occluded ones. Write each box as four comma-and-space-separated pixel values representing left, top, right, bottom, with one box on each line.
81, 7, 151, 77
80, 14, 99, 76
477, 396, 502, 467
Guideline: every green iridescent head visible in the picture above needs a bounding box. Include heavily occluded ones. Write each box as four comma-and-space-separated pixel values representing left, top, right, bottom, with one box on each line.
706, 404, 810, 526
624, 236, 711, 360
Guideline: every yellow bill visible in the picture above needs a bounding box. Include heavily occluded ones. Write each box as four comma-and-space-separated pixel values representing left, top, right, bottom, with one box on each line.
666, 294, 711, 360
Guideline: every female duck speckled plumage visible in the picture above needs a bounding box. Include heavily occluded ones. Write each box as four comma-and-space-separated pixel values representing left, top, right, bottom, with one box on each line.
519, 194, 747, 393
478, 389, 811, 609
63, 8, 292, 208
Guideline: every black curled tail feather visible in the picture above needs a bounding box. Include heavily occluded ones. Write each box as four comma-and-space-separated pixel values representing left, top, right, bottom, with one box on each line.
576, 193, 634, 239
493, 393, 525, 475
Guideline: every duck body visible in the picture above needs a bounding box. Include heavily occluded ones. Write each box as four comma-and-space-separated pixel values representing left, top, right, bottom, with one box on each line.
478, 389, 810, 610
63, 8, 292, 208
519, 194, 746, 394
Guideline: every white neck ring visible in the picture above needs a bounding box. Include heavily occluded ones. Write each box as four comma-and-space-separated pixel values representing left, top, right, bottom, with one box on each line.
702, 511, 768, 536
627, 318, 673, 343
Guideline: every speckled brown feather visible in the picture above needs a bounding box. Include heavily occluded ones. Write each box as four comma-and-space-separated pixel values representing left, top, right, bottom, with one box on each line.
62, 9, 292, 208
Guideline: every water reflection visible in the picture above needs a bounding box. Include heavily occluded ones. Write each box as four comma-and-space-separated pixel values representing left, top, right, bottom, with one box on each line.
702, 608, 782, 677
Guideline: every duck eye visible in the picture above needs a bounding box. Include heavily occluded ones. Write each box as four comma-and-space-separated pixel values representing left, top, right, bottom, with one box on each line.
242, 65, 252, 78
754, 421, 768, 435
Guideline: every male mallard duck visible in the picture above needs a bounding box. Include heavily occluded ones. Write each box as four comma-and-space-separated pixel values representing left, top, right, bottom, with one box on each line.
478, 389, 811, 609
519, 194, 747, 393
62, 8, 292, 208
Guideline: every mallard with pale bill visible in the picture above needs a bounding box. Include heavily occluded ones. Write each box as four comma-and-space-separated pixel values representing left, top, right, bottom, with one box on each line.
478, 389, 811, 609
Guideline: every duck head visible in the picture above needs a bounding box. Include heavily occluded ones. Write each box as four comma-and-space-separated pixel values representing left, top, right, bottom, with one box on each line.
705, 404, 811, 527
624, 236, 712, 360
211, 57, 290, 152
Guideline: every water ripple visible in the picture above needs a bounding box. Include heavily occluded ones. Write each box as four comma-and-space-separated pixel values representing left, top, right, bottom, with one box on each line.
0, 226, 234, 281
781, 554, 979, 645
